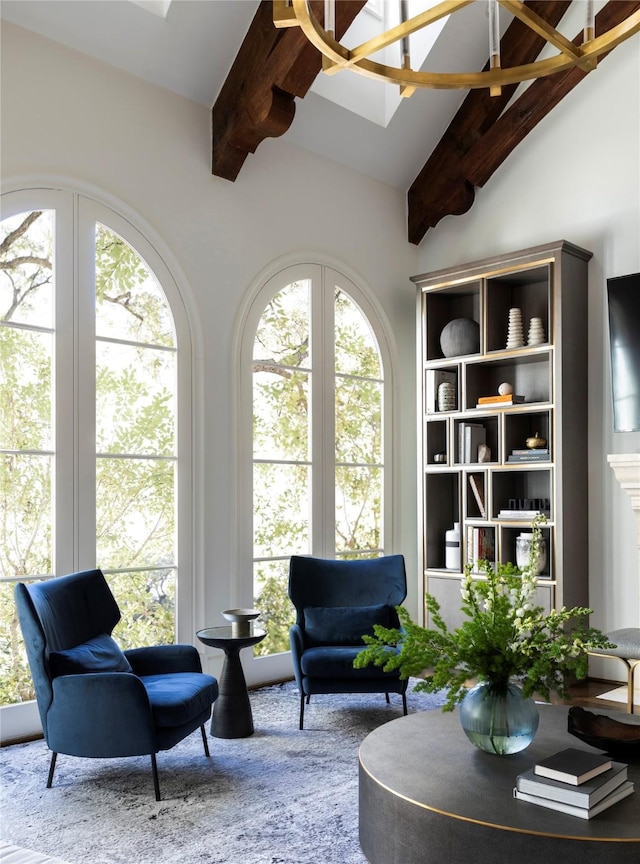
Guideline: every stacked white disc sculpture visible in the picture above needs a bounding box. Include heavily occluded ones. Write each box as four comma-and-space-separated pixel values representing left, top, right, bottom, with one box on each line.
506, 307, 524, 349
527, 317, 546, 346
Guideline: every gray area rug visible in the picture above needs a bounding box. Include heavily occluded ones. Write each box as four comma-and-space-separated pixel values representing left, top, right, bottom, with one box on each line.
0, 680, 446, 864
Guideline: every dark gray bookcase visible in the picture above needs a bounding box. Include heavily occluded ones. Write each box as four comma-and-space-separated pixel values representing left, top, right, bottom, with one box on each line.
412, 241, 592, 630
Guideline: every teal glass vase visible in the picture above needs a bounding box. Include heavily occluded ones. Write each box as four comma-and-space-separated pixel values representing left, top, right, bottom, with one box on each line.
459, 680, 539, 755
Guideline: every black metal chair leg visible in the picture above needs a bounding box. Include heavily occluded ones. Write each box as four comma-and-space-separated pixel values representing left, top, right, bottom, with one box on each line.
151, 753, 161, 801
299, 693, 305, 730
402, 693, 408, 716
46, 751, 57, 788
200, 724, 210, 757
385, 693, 390, 704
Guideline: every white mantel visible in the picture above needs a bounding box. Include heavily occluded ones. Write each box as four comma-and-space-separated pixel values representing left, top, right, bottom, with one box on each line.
608, 453, 640, 548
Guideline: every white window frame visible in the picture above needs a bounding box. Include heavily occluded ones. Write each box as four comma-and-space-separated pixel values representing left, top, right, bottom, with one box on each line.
235, 257, 398, 685
0, 186, 196, 739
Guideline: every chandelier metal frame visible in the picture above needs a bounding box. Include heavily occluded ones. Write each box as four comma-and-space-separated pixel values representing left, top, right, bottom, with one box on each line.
273, 0, 640, 95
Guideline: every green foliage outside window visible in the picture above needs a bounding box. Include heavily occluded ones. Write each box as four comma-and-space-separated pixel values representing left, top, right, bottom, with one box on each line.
0, 212, 176, 706
252, 282, 385, 655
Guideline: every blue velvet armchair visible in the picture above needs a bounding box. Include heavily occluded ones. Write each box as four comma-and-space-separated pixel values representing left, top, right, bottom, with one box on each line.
14, 569, 218, 800
288, 555, 408, 729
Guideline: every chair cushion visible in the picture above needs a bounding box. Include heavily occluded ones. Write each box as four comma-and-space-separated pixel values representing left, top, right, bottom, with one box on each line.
49, 633, 132, 677
300, 645, 400, 679
304, 604, 393, 647
141, 672, 218, 727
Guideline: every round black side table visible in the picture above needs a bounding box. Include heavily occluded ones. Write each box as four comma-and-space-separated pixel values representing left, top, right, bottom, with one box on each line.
196, 625, 266, 738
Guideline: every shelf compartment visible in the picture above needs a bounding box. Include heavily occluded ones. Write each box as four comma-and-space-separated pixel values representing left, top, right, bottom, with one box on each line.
503, 411, 552, 463
500, 525, 553, 580
466, 471, 487, 519
485, 265, 550, 353
465, 352, 552, 408
424, 473, 459, 570
424, 366, 458, 414
465, 524, 496, 572
454, 416, 498, 464
424, 418, 449, 466
423, 283, 481, 361
491, 469, 553, 520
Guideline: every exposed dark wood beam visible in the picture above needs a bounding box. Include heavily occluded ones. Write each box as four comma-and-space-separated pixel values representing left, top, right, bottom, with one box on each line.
463, 0, 640, 189
408, 1, 640, 245
407, 1, 571, 246
212, 0, 367, 181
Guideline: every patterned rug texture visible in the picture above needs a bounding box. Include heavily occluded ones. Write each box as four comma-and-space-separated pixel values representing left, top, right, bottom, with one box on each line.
0, 680, 446, 864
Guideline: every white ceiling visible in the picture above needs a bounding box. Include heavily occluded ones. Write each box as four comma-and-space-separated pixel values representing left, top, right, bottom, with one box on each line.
0, 0, 572, 190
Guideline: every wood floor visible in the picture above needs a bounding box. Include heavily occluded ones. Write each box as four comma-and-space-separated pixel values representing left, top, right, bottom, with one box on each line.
564, 677, 633, 713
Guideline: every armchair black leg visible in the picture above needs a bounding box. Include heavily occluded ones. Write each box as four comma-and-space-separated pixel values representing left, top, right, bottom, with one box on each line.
402, 693, 408, 716
385, 693, 390, 704
299, 693, 306, 730
151, 753, 161, 801
46, 751, 57, 788
200, 724, 210, 757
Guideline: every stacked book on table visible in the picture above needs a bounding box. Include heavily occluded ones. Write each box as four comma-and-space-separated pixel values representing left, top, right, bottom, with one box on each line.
513, 747, 634, 819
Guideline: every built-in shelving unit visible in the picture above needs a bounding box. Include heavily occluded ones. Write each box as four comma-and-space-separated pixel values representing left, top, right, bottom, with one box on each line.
413, 241, 593, 631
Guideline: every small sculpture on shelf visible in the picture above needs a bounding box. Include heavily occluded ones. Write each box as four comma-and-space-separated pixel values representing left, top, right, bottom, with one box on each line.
527, 317, 546, 346
506, 307, 525, 349
437, 380, 456, 412
440, 318, 479, 358
526, 432, 547, 449
478, 443, 491, 463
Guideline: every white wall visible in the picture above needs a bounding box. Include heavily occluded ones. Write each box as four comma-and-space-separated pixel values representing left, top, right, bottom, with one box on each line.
0, 22, 420, 691
3, 18, 638, 698
417, 35, 640, 673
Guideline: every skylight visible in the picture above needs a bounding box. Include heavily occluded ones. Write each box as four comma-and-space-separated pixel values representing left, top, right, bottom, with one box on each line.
129, 0, 172, 19
310, 0, 448, 127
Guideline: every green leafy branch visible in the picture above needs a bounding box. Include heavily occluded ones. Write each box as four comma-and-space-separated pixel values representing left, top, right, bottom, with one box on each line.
355, 516, 614, 711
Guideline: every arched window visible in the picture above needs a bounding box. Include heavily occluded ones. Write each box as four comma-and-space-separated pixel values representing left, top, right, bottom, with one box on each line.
240, 263, 394, 666
0, 190, 192, 727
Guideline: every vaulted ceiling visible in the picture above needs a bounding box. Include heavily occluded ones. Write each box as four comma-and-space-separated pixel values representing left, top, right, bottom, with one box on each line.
212, 1, 640, 244
2, 1, 639, 245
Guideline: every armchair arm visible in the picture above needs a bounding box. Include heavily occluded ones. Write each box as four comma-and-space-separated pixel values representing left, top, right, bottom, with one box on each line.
125, 644, 203, 676
289, 624, 305, 691
47, 672, 157, 757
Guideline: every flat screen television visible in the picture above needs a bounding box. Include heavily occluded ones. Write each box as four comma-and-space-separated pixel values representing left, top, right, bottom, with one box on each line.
607, 272, 640, 432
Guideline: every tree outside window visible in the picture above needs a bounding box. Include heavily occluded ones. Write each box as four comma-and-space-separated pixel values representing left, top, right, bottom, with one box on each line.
0, 205, 179, 706
252, 268, 386, 656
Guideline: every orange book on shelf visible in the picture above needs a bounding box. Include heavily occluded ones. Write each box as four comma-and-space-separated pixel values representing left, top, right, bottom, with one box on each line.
477, 393, 524, 404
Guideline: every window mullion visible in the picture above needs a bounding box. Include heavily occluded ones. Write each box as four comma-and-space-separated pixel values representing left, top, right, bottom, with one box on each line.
320, 266, 336, 558
51, 193, 76, 576
75, 196, 97, 570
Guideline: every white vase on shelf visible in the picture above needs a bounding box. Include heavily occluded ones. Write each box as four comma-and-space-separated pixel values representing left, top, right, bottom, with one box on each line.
445, 522, 461, 570
515, 533, 547, 575
437, 381, 456, 412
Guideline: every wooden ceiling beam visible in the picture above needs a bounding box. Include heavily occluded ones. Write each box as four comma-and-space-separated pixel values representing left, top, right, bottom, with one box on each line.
463, 0, 640, 189
212, 0, 367, 181
407, 1, 640, 245
407, 1, 571, 246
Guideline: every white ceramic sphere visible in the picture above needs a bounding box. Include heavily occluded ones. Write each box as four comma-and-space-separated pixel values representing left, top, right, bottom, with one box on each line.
498, 382, 514, 395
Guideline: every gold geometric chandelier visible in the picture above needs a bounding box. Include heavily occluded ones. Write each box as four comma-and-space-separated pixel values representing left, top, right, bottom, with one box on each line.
274, 0, 640, 96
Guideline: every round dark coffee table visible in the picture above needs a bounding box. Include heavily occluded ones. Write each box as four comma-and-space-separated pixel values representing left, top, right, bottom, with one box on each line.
359, 704, 640, 864
196, 625, 266, 738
